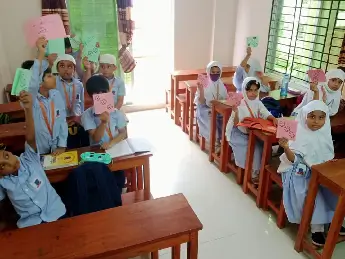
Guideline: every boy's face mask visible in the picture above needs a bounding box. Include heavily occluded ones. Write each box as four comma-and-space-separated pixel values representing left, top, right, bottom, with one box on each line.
209, 74, 220, 82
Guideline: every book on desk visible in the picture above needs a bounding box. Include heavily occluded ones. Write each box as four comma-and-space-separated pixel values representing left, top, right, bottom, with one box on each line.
41, 151, 79, 170
106, 138, 152, 158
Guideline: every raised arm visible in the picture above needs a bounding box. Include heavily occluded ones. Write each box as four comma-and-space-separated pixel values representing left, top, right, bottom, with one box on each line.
19, 91, 36, 151
240, 47, 252, 68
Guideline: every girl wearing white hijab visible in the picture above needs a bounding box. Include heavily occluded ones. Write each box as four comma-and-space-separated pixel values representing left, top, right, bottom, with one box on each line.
278, 100, 345, 247
195, 61, 228, 150
225, 77, 277, 183
233, 47, 271, 93
292, 69, 345, 116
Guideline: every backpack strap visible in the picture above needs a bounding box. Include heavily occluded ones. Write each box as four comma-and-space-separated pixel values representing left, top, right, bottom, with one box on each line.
244, 100, 255, 118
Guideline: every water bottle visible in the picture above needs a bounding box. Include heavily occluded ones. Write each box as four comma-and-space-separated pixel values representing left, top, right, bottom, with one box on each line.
280, 73, 289, 98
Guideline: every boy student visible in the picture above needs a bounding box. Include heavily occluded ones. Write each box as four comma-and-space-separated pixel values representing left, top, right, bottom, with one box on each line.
81, 75, 127, 190
0, 91, 66, 228
28, 37, 68, 155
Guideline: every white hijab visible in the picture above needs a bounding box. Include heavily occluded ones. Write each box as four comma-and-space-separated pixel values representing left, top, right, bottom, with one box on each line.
195, 61, 228, 106
278, 100, 334, 172
292, 69, 345, 116
226, 77, 271, 139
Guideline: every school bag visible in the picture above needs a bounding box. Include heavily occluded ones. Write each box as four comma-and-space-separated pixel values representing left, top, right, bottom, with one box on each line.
65, 162, 122, 217
261, 97, 283, 118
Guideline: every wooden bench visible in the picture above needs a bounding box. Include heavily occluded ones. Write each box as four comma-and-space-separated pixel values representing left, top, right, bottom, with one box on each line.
0, 194, 203, 259
0, 102, 24, 120
170, 67, 236, 125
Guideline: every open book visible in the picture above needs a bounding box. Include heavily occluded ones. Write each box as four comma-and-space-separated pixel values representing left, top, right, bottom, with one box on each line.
105, 138, 152, 159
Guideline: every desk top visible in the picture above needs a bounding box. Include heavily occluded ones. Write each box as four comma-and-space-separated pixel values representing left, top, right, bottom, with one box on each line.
260, 90, 299, 100
0, 102, 23, 114
0, 194, 203, 259
172, 66, 236, 77
0, 122, 26, 139
312, 159, 345, 191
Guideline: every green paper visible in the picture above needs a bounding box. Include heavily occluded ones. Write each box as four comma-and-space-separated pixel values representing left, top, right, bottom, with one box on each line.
82, 36, 100, 63
11, 68, 32, 96
70, 34, 81, 51
46, 38, 65, 54
247, 36, 259, 48
67, 0, 121, 76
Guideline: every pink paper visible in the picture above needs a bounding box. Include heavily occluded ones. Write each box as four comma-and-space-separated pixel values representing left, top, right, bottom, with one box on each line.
25, 14, 67, 47
307, 69, 326, 83
276, 118, 298, 141
93, 92, 115, 115
227, 92, 243, 107
197, 74, 208, 88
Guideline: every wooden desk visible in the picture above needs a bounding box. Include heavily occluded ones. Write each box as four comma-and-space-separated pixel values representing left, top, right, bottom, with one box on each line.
0, 122, 26, 152
331, 109, 345, 134
0, 102, 24, 120
243, 130, 277, 207
0, 194, 203, 259
47, 146, 152, 193
170, 67, 236, 125
209, 100, 233, 172
295, 159, 345, 258
185, 80, 198, 141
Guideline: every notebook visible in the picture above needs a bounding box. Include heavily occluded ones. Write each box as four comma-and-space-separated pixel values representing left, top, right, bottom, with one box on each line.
41, 151, 79, 170
105, 138, 152, 159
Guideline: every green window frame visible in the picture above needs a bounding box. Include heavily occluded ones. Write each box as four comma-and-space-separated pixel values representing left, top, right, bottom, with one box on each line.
265, 0, 345, 82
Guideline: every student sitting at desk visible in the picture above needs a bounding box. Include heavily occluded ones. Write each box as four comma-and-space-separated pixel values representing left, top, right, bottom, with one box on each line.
278, 100, 345, 247
81, 75, 127, 191
0, 91, 66, 229
195, 61, 228, 153
226, 77, 277, 185
28, 37, 68, 155
292, 69, 345, 117
233, 47, 270, 93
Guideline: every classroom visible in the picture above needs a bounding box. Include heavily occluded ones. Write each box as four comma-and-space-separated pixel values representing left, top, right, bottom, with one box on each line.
0, 0, 345, 258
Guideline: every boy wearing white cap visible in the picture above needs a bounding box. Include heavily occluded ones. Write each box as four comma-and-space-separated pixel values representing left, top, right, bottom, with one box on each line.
98, 54, 126, 111
55, 54, 84, 118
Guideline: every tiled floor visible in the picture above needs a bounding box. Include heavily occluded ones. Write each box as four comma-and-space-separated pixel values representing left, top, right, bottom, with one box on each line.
127, 109, 344, 259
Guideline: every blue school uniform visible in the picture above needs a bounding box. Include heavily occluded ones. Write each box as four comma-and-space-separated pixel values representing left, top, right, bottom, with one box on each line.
55, 76, 84, 117
281, 155, 338, 225
0, 143, 66, 228
29, 60, 68, 154
233, 66, 270, 93
196, 104, 223, 141
81, 107, 127, 146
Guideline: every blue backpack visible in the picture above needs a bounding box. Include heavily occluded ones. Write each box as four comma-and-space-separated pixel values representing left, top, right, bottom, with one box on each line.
261, 97, 283, 118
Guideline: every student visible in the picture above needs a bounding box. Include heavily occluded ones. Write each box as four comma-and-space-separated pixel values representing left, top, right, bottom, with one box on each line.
195, 61, 228, 152
29, 37, 68, 155
233, 47, 270, 93
81, 75, 127, 190
0, 91, 66, 228
292, 69, 345, 116
98, 54, 126, 110
278, 100, 345, 246
54, 54, 84, 118
21, 60, 34, 70
225, 77, 277, 184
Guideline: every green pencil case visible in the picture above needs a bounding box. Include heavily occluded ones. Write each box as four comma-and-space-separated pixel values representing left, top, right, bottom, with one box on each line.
80, 152, 112, 165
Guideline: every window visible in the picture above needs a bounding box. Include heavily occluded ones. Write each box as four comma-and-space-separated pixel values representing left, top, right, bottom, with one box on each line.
265, 0, 345, 82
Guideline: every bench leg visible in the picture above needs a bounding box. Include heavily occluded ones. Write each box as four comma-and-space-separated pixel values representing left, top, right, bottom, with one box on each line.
172, 245, 181, 259
151, 251, 159, 259
187, 231, 198, 259
277, 200, 286, 229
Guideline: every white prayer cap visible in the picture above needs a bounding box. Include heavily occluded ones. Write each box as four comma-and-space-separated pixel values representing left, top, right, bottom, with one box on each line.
99, 54, 117, 65
55, 54, 76, 66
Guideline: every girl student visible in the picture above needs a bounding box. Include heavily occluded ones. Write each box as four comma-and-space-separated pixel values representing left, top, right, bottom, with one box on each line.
233, 47, 271, 93
278, 100, 345, 247
292, 69, 345, 116
225, 77, 277, 184
195, 61, 228, 153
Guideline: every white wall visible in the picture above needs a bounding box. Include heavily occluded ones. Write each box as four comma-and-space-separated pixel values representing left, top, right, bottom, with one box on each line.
173, 0, 239, 70
232, 0, 273, 67
0, 0, 41, 103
